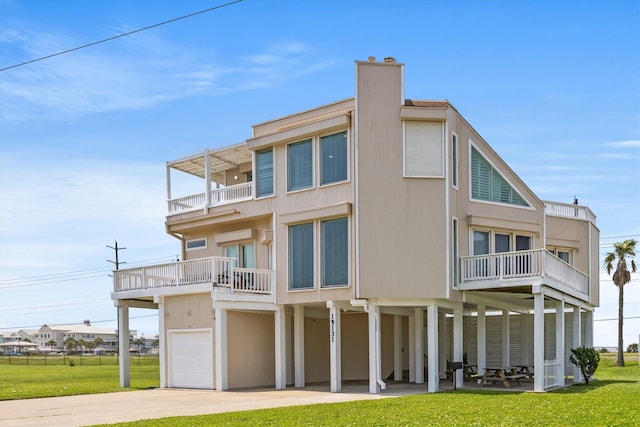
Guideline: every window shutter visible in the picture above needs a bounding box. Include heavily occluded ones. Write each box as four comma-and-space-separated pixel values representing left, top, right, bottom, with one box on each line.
404, 121, 444, 177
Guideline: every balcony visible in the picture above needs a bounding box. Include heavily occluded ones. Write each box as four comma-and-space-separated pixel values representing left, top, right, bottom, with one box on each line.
543, 200, 596, 224
459, 249, 589, 300
168, 182, 253, 214
113, 256, 274, 299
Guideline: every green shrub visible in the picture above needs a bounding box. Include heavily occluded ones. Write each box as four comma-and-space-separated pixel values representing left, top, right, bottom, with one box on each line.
68, 359, 75, 367
627, 343, 638, 353
599, 347, 609, 353
570, 346, 600, 384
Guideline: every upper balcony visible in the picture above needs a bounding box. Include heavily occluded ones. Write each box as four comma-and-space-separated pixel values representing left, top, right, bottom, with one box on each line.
543, 200, 596, 224
459, 249, 589, 301
166, 143, 254, 217
168, 182, 252, 214
112, 256, 275, 303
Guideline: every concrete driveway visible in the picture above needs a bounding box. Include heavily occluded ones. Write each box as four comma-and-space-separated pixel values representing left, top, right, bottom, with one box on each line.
0, 383, 428, 426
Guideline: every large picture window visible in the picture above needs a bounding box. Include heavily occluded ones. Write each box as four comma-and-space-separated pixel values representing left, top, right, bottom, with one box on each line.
256, 148, 273, 197
320, 131, 348, 185
288, 223, 314, 290
321, 217, 348, 287
288, 139, 313, 191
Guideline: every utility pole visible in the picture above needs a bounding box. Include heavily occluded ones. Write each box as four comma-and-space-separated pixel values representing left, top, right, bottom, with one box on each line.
107, 240, 127, 356
107, 240, 127, 270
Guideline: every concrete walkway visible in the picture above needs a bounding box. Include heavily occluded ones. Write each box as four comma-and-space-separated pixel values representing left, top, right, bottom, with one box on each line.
0, 383, 428, 427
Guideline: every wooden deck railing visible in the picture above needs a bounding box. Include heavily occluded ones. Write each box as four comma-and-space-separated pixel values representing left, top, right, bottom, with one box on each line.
113, 256, 273, 296
460, 249, 588, 295
543, 200, 596, 223
168, 182, 253, 214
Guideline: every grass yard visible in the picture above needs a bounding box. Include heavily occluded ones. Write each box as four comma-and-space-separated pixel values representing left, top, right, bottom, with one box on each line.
1, 353, 638, 425
95, 354, 639, 427
0, 355, 158, 400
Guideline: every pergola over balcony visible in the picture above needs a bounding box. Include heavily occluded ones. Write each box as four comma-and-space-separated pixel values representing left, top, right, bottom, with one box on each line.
166, 143, 253, 215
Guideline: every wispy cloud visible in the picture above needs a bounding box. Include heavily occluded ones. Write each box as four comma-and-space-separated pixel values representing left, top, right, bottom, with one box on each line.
1, 27, 333, 120
602, 140, 640, 148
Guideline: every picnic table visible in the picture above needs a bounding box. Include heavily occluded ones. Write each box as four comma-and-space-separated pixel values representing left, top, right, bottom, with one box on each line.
464, 364, 478, 381
479, 367, 527, 388
513, 365, 534, 380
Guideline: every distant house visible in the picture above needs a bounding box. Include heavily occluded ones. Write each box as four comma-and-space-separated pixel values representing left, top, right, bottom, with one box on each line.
35, 321, 124, 353
112, 57, 599, 393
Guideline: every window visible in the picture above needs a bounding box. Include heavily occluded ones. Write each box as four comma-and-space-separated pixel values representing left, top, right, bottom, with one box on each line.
256, 148, 273, 197
186, 238, 207, 251
471, 146, 529, 206
321, 218, 348, 287
224, 243, 255, 268
495, 234, 510, 253
549, 247, 571, 264
320, 131, 348, 185
473, 231, 490, 255
557, 251, 570, 264
452, 133, 458, 187
516, 235, 531, 251
404, 121, 444, 177
288, 139, 313, 191
288, 223, 314, 290
452, 218, 458, 288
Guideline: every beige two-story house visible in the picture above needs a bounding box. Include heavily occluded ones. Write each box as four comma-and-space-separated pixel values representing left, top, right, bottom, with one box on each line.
111, 57, 599, 393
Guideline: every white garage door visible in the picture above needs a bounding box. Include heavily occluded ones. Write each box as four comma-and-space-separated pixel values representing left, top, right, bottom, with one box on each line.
168, 329, 213, 389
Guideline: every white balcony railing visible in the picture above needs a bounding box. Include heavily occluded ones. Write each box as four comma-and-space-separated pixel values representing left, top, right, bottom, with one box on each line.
543, 200, 596, 224
168, 182, 253, 214
460, 249, 589, 295
113, 256, 273, 296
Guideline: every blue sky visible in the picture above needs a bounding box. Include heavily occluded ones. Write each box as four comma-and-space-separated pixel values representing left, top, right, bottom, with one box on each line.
1, 0, 638, 347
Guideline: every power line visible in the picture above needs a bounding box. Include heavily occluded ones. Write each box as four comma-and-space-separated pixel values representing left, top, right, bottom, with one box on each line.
0, 0, 243, 72
0, 314, 158, 331
0, 255, 176, 288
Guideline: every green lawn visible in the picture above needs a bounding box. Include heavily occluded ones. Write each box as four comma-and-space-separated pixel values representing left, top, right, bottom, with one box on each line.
0, 355, 158, 400
1, 353, 638, 426
96, 354, 639, 427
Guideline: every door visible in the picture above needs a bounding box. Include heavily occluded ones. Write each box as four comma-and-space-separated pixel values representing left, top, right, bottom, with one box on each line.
167, 329, 213, 389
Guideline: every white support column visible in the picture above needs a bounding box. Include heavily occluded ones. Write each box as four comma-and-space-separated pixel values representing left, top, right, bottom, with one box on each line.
118, 303, 130, 388
285, 307, 292, 385
556, 300, 565, 386
204, 148, 211, 213
477, 305, 486, 377
155, 296, 166, 388
453, 307, 464, 388
214, 308, 229, 391
572, 306, 582, 383
214, 307, 228, 391
583, 310, 593, 348
394, 315, 402, 381
274, 305, 286, 390
502, 310, 510, 367
293, 305, 305, 388
438, 311, 446, 377
329, 304, 342, 393
426, 305, 439, 393
520, 313, 530, 366
414, 307, 424, 384
533, 293, 545, 392
408, 313, 415, 382
367, 303, 383, 393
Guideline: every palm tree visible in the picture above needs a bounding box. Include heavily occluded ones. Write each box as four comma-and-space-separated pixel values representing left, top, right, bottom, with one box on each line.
64, 337, 75, 354
603, 239, 637, 367
46, 339, 57, 353
94, 337, 104, 352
